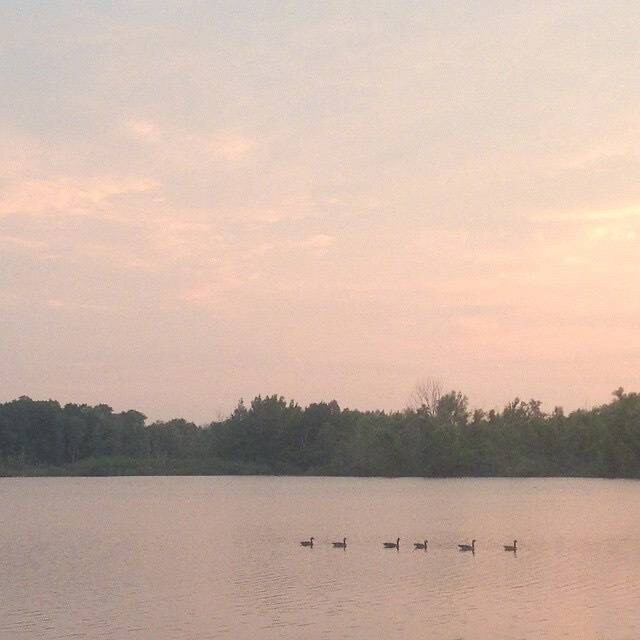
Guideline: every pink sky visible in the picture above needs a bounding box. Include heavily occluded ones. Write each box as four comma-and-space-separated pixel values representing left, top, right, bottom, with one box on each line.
1, 2, 639, 422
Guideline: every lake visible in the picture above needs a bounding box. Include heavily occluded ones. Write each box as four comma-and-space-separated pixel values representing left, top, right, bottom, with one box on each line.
1, 476, 638, 639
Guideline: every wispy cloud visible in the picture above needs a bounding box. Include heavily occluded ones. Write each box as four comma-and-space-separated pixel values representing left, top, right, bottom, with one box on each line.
124, 119, 160, 142
296, 234, 335, 250
0, 176, 159, 218
207, 133, 256, 161
123, 118, 257, 163
0, 234, 47, 250
47, 298, 113, 313
531, 204, 640, 223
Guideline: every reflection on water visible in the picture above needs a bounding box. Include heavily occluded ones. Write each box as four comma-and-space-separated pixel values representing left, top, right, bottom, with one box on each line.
1, 476, 639, 639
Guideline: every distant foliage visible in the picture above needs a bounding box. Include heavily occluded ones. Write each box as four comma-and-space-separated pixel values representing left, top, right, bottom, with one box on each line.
1, 390, 640, 477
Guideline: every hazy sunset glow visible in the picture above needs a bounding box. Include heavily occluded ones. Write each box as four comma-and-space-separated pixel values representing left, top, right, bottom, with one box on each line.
2, 2, 639, 421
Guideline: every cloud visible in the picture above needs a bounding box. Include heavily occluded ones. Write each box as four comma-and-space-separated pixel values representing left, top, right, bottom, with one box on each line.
0, 176, 159, 218
122, 117, 256, 164
208, 134, 256, 161
0, 234, 47, 250
46, 298, 112, 313
124, 119, 160, 141
531, 204, 640, 223
296, 234, 335, 249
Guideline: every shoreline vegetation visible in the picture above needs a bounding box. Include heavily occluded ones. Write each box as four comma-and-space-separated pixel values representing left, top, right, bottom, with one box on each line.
1, 387, 639, 479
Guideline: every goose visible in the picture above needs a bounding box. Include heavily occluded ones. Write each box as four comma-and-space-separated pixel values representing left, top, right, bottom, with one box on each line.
458, 539, 475, 552
300, 537, 314, 548
383, 537, 400, 550
332, 537, 347, 549
504, 540, 517, 552
414, 540, 428, 550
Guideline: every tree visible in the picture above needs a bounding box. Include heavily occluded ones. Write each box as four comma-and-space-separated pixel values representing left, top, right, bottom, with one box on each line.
408, 379, 443, 416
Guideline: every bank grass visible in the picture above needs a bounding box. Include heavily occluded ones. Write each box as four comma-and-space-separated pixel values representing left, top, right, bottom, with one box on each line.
0, 456, 274, 477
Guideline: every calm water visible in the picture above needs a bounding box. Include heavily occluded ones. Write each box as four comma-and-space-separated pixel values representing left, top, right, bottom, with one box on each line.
1, 477, 639, 640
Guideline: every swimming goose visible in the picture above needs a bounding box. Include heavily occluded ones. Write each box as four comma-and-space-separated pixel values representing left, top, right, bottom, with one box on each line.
383, 537, 400, 550
300, 537, 314, 548
414, 540, 428, 550
458, 539, 475, 552
503, 540, 517, 552
332, 538, 347, 548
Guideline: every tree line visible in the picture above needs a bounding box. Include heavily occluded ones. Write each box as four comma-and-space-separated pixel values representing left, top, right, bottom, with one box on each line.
1, 386, 639, 477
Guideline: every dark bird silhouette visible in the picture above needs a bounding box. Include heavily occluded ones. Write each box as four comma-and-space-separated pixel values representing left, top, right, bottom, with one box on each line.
504, 540, 517, 552
300, 537, 314, 548
458, 539, 476, 552
383, 537, 400, 550
414, 540, 428, 550
332, 537, 347, 549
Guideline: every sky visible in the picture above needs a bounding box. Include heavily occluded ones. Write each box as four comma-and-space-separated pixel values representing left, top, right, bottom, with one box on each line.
1, 1, 639, 423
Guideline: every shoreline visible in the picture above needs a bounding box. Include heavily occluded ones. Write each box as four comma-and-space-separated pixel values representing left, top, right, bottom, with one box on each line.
2, 457, 638, 480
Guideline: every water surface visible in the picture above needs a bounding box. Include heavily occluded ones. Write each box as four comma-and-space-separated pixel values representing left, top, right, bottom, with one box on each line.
1, 476, 639, 639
